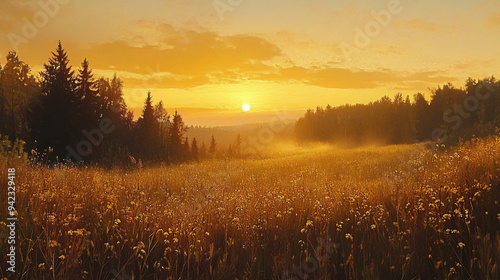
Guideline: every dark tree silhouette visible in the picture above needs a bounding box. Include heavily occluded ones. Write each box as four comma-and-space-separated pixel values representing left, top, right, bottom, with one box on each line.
94, 75, 133, 165
200, 141, 207, 158
0, 51, 39, 141
154, 100, 170, 159
169, 110, 187, 161
2, 43, 500, 166
33, 42, 79, 160
191, 137, 199, 160
209, 135, 217, 155
76, 59, 101, 131
135, 92, 160, 161
414, 93, 430, 141
295, 78, 500, 146
182, 136, 190, 159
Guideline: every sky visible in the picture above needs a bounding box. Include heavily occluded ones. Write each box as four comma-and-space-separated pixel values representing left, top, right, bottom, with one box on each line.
1, 0, 500, 126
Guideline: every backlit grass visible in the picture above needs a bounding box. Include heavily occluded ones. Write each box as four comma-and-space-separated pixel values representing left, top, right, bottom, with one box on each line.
1, 137, 499, 279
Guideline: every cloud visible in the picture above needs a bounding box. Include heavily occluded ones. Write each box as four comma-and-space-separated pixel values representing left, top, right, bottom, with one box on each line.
395, 18, 439, 32
475, 0, 500, 12
329, 2, 361, 19
110, 48, 454, 91
249, 67, 454, 90
0, 0, 36, 33
81, 22, 454, 91
117, 57, 453, 91
257, 66, 388, 89
125, 74, 211, 89
76, 22, 284, 89
485, 13, 500, 28
85, 22, 282, 77
1, 18, 456, 92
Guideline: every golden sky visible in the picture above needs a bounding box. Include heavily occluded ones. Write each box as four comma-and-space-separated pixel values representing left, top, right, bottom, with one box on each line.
1, 0, 500, 126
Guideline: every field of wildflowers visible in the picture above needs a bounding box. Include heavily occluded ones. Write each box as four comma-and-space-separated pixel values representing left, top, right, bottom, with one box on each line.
1, 137, 499, 279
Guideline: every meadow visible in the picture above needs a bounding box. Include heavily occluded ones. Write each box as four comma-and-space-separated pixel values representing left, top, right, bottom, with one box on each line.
1, 137, 499, 279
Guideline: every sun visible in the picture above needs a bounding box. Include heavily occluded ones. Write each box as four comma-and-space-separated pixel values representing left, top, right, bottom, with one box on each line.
242, 104, 250, 112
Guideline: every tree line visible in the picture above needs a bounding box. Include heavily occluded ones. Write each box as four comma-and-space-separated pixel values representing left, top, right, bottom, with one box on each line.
0, 42, 221, 166
295, 78, 500, 146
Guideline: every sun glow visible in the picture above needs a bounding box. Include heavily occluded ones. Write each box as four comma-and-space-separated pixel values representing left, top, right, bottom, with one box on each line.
242, 104, 250, 111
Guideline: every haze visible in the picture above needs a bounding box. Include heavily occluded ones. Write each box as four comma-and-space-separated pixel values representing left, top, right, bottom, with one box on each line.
1, 0, 499, 125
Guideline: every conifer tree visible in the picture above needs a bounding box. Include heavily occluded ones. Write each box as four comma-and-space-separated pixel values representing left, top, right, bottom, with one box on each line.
0, 51, 39, 141
136, 92, 159, 160
76, 59, 100, 130
34, 42, 79, 160
182, 136, 190, 159
200, 141, 207, 158
94, 75, 132, 165
209, 135, 217, 155
191, 137, 199, 160
169, 110, 187, 160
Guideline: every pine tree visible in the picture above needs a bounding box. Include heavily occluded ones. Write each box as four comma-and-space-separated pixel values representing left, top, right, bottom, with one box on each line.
209, 135, 216, 155
155, 101, 169, 160
0, 51, 39, 141
234, 133, 242, 156
34, 42, 79, 160
413, 93, 429, 141
182, 136, 190, 159
139, 92, 156, 127
95, 75, 132, 166
200, 141, 207, 158
136, 92, 159, 161
169, 110, 187, 160
76, 59, 100, 130
191, 137, 199, 160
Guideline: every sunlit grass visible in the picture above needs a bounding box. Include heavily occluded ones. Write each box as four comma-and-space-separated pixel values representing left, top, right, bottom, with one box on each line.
1, 137, 499, 279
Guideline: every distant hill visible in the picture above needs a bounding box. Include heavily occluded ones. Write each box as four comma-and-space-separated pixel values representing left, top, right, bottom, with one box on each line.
187, 118, 296, 151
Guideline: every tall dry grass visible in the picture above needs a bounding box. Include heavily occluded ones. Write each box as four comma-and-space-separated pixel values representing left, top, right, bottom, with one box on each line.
0, 137, 499, 279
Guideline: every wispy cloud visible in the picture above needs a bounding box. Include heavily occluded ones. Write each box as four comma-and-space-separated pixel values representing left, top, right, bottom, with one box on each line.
256, 66, 454, 90
395, 18, 439, 32
0, 0, 36, 33
485, 13, 500, 28
84, 22, 281, 77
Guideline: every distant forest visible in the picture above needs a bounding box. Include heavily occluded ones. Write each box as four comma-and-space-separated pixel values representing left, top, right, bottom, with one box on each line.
1, 43, 499, 166
0, 42, 227, 166
295, 78, 500, 146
